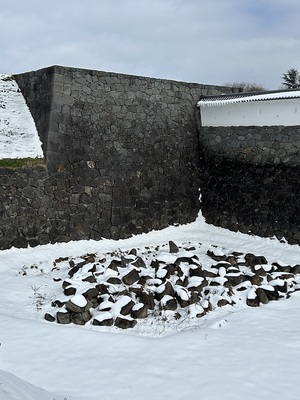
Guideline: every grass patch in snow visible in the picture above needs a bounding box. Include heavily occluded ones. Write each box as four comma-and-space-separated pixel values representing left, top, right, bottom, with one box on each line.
0, 157, 46, 169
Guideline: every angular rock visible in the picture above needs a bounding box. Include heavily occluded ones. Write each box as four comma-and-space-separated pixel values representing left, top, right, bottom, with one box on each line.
107, 276, 122, 285
189, 265, 204, 277
226, 266, 240, 274
273, 281, 288, 293
169, 240, 179, 253
250, 274, 264, 286
160, 295, 178, 311
129, 248, 138, 256
246, 297, 260, 307
256, 288, 269, 304
176, 252, 196, 265
122, 268, 140, 285
87, 265, 97, 275
114, 316, 137, 329
62, 280, 73, 289
70, 310, 91, 325
44, 312, 55, 322
202, 269, 218, 278
82, 287, 99, 300
131, 303, 148, 319
96, 283, 109, 295
68, 265, 81, 278
251, 265, 267, 276
272, 262, 291, 273
246, 288, 260, 307
217, 299, 231, 307
131, 256, 146, 269
98, 300, 114, 312
83, 274, 97, 283
65, 295, 90, 313
175, 265, 184, 277
138, 275, 152, 286
226, 255, 238, 265
64, 286, 77, 296
264, 287, 280, 301
139, 291, 155, 310
207, 249, 227, 262
51, 299, 66, 308
245, 253, 268, 268
118, 297, 135, 316
92, 312, 114, 326
292, 264, 300, 274
129, 285, 143, 297
57, 311, 71, 324
155, 281, 175, 301
177, 289, 199, 308
85, 255, 96, 264
175, 276, 189, 287
150, 259, 160, 270
226, 273, 247, 287
215, 261, 231, 270
164, 263, 176, 277
108, 259, 122, 271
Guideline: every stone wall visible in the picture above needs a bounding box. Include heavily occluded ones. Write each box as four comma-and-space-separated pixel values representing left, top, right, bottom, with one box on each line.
198, 113, 300, 245
198, 125, 300, 245
0, 66, 230, 250
200, 125, 300, 165
3, 66, 299, 249
0, 167, 49, 249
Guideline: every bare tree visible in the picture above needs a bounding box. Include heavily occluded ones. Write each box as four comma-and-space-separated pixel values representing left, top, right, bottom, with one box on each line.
224, 82, 266, 93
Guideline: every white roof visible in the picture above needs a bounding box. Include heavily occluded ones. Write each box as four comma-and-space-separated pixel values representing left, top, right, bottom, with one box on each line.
197, 90, 300, 107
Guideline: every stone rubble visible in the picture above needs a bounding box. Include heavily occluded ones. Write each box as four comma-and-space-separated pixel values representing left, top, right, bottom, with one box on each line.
43, 241, 300, 329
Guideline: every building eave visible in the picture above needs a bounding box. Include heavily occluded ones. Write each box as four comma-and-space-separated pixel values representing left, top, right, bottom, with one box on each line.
197, 88, 300, 107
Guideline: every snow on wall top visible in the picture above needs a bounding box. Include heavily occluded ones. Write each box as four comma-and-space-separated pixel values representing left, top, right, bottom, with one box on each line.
0, 74, 43, 159
197, 89, 300, 107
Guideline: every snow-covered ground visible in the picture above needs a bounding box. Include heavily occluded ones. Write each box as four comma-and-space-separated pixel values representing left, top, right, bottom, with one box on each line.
1, 71, 300, 400
1, 215, 300, 400
0, 75, 43, 159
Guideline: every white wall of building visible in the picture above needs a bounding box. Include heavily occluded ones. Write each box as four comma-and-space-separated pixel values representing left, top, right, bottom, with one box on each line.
200, 98, 300, 127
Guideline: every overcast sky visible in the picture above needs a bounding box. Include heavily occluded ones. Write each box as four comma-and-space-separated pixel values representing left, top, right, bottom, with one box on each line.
1, 0, 300, 89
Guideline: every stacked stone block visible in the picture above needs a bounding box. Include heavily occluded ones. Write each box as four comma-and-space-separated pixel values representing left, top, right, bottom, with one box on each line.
0, 66, 229, 250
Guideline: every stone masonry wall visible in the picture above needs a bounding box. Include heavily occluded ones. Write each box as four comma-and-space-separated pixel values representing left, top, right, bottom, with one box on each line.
4, 65, 300, 249
0, 167, 49, 249
198, 124, 300, 245
0, 66, 230, 250
200, 125, 300, 166
199, 154, 300, 245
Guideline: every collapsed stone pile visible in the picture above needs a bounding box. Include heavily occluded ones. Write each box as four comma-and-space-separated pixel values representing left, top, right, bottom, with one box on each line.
44, 241, 300, 329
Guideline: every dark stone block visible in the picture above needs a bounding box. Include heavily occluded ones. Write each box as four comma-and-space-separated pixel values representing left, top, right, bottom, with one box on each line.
44, 313, 56, 322
114, 316, 137, 329
56, 311, 71, 324
122, 268, 140, 285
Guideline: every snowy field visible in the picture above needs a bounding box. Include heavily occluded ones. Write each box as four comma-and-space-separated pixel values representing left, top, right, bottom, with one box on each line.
1, 215, 300, 400
0, 73, 300, 400
0, 74, 43, 159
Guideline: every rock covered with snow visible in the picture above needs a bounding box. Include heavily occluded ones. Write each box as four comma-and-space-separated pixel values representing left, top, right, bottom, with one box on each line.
42, 241, 300, 330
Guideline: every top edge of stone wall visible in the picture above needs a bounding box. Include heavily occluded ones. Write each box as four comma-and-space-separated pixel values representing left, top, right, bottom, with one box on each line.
14, 64, 231, 92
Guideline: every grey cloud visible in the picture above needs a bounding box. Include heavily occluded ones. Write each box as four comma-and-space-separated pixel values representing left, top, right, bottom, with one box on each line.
1, 0, 300, 89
